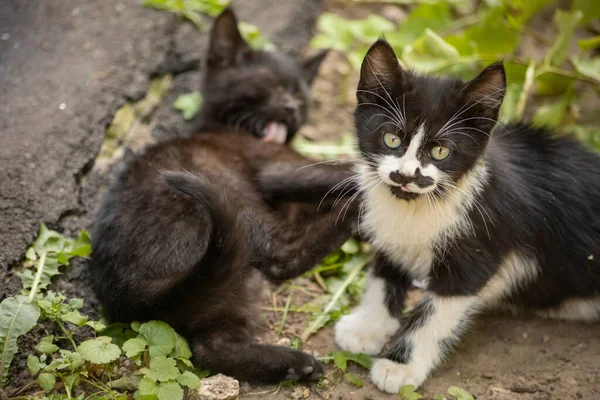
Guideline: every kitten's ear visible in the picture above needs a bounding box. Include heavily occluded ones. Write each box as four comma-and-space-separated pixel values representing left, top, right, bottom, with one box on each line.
357, 39, 404, 103
301, 49, 329, 85
462, 62, 506, 115
207, 8, 252, 68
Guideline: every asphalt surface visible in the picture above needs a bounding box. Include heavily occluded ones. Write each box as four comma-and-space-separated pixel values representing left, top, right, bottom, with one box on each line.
0, 0, 323, 285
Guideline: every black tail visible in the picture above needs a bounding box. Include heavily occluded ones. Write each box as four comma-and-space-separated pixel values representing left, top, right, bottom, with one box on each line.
160, 170, 248, 263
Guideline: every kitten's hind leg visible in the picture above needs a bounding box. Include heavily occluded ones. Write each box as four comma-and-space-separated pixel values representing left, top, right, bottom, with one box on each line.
192, 328, 323, 382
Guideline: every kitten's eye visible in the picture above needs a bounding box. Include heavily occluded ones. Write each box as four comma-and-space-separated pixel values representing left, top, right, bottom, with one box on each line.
383, 132, 401, 149
430, 145, 451, 160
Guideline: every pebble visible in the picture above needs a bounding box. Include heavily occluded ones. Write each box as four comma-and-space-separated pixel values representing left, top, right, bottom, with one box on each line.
59, 103, 66, 110
189, 374, 239, 400
277, 337, 291, 347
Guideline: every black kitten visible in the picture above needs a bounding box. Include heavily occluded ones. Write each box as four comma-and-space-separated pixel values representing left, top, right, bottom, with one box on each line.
91, 8, 356, 383
335, 39, 600, 393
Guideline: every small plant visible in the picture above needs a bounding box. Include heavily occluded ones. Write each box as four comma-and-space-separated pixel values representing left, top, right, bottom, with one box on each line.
173, 91, 203, 120
143, 0, 230, 30
399, 384, 423, 400
318, 350, 372, 388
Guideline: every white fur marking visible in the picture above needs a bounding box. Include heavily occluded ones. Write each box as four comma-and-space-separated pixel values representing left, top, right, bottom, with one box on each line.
335, 275, 400, 355
359, 162, 488, 280
535, 297, 600, 321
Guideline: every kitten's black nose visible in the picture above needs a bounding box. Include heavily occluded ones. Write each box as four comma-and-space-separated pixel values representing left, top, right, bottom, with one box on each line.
389, 170, 415, 185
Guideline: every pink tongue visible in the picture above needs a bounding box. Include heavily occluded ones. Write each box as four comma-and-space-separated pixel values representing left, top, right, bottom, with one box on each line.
262, 122, 288, 144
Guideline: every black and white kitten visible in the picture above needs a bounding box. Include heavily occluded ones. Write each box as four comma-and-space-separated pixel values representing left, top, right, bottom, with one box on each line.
335, 39, 600, 393
91, 8, 356, 383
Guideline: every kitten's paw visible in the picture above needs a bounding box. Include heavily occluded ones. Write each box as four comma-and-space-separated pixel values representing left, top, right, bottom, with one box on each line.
370, 359, 426, 394
284, 351, 324, 381
335, 312, 400, 355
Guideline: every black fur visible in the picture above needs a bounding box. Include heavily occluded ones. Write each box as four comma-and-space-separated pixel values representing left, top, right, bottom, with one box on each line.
346, 39, 600, 391
90, 8, 356, 383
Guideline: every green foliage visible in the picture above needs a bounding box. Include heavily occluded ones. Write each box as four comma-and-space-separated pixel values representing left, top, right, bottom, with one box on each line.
447, 386, 475, 400
143, 0, 230, 30
78, 337, 121, 364
313, 0, 600, 149
399, 384, 423, 400
0, 296, 40, 387
300, 240, 371, 341
173, 92, 202, 120
238, 22, 276, 51
319, 350, 372, 388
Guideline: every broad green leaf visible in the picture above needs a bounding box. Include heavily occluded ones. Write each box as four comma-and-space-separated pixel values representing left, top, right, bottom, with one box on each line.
173, 92, 202, 120
146, 356, 180, 382
572, 0, 600, 25
78, 337, 121, 364
35, 341, 59, 354
61, 310, 88, 326
532, 87, 573, 128
108, 373, 144, 391
99, 323, 137, 347
27, 355, 41, 376
535, 71, 573, 96
545, 10, 583, 66
0, 295, 40, 387
86, 320, 107, 332
433, 395, 446, 400
169, 333, 192, 360
448, 386, 475, 400
333, 351, 347, 372
344, 373, 364, 387
399, 384, 423, 400
177, 371, 201, 389
238, 22, 275, 51
578, 35, 600, 51
138, 376, 158, 396
63, 374, 79, 397
402, 30, 460, 73
138, 321, 177, 357
341, 351, 372, 370
386, 3, 451, 48
68, 298, 84, 310
156, 380, 184, 400
123, 338, 148, 358
38, 372, 56, 393
507, 0, 554, 23
461, 6, 520, 57
572, 56, 600, 82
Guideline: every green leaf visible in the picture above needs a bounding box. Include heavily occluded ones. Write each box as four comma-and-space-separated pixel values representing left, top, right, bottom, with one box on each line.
63, 374, 80, 397
545, 10, 583, 66
238, 22, 275, 51
386, 2, 451, 48
402, 29, 460, 73
564, 124, 600, 151
138, 376, 158, 396
572, 0, 600, 25
138, 321, 177, 357
448, 386, 474, 400
341, 238, 360, 255
572, 56, 600, 82
61, 310, 88, 326
173, 92, 202, 120
578, 35, 600, 51
532, 86, 573, 128
146, 356, 180, 382
38, 372, 56, 393
344, 373, 364, 387
108, 373, 144, 391
433, 395, 446, 400
177, 371, 201, 389
341, 351, 372, 370
169, 333, 192, 360
78, 337, 121, 364
333, 352, 347, 372
27, 355, 41, 376
399, 384, 423, 400
35, 341, 59, 354
156, 380, 184, 400
123, 338, 148, 358
0, 295, 41, 387
86, 320, 107, 332
462, 5, 520, 57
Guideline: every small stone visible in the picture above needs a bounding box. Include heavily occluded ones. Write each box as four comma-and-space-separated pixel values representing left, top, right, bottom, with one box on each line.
59, 103, 66, 110
189, 374, 239, 400
277, 337, 291, 347
291, 388, 304, 400
303, 388, 310, 398
522, 332, 528, 339
72, 7, 80, 16
588, 254, 593, 260
543, 334, 550, 343
1, 33, 9, 40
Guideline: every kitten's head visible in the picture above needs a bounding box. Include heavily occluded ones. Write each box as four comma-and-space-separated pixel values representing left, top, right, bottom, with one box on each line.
354, 39, 506, 201
200, 8, 328, 144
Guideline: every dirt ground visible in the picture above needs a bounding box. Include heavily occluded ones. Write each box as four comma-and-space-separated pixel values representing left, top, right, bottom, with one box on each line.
2, 0, 600, 399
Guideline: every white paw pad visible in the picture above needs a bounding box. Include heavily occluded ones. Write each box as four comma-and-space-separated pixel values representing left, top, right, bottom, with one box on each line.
335, 313, 399, 356
370, 359, 426, 394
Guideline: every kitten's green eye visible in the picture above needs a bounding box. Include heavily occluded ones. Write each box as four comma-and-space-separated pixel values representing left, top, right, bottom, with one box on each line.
383, 132, 402, 149
430, 145, 451, 160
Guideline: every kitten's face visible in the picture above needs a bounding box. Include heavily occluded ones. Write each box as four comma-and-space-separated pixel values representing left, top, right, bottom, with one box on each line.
201, 8, 328, 143
354, 40, 506, 201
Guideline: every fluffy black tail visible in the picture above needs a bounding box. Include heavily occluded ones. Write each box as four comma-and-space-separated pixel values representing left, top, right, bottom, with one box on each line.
160, 170, 248, 264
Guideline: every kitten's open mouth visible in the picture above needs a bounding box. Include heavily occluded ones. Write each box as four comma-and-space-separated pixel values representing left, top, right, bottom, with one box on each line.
262, 121, 288, 144
390, 185, 421, 201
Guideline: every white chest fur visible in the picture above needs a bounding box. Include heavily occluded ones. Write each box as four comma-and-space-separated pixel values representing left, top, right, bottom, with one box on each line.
358, 163, 488, 280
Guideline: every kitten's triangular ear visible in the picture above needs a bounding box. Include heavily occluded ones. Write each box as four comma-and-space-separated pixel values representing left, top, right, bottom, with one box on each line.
357, 39, 404, 103
463, 62, 506, 114
301, 49, 329, 85
207, 8, 252, 68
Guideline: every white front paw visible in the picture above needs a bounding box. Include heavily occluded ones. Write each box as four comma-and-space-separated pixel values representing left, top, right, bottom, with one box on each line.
370, 359, 426, 394
335, 313, 399, 356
